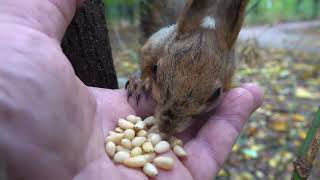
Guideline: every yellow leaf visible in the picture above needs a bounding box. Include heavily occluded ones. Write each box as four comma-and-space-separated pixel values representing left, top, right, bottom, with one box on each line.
238, 172, 254, 180
296, 87, 320, 99
270, 121, 288, 132
292, 114, 306, 122
282, 152, 294, 161
269, 113, 289, 132
217, 169, 227, 176
299, 131, 307, 139
294, 140, 302, 147
268, 158, 278, 168
232, 144, 239, 152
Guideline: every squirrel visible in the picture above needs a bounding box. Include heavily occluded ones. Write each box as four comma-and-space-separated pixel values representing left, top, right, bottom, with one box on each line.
126, 0, 249, 137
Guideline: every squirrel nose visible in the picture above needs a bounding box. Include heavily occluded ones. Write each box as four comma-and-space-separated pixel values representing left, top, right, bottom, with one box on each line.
161, 109, 176, 120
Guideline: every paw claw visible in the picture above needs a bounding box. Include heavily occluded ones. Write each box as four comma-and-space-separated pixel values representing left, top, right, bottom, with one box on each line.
136, 94, 141, 106
127, 91, 132, 102
125, 80, 129, 89
126, 76, 151, 105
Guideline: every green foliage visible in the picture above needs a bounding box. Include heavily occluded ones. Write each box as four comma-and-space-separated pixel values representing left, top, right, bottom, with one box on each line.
246, 0, 320, 24
104, 0, 320, 25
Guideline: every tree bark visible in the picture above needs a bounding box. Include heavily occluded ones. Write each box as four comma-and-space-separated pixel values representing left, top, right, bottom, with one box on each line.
62, 0, 118, 89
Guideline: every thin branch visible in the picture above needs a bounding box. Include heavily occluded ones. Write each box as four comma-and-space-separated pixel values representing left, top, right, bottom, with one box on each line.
245, 0, 263, 16
292, 107, 320, 180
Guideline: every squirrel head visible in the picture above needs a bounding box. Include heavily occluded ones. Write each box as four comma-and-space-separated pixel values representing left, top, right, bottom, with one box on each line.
141, 0, 248, 135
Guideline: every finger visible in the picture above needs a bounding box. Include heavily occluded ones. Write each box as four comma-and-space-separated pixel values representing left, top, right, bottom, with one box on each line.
154, 151, 193, 180
1, 0, 81, 41
241, 83, 264, 111
183, 85, 263, 180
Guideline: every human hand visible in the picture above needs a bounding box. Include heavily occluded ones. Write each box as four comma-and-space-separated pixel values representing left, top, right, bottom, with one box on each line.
84, 84, 263, 180
0, 0, 263, 180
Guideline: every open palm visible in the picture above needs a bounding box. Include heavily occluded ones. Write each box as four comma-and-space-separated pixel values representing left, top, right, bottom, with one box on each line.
0, 0, 263, 180
78, 86, 263, 180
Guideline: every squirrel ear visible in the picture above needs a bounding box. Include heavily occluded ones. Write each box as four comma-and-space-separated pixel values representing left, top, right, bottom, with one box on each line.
177, 0, 249, 49
176, 0, 211, 37
213, 0, 249, 49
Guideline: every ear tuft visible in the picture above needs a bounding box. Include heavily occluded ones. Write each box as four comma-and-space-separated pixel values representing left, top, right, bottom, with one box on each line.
176, 0, 249, 49
200, 16, 216, 29
176, 0, 211, 37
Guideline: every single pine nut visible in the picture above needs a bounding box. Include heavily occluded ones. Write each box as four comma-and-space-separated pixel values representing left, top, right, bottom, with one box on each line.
141, 153, 156, 162
131, 147, 143, 157
154, 141, 170, 153
127, 115, 138, 124
105, 141, 116, 158
118, 119, 134, 130
147, 133, 162, 146
132, 137, 147, 147
123, 129, 135, 140
135, 117, 142, 122
137, 130, 148, 137
144, 116, 156, 126
143, 163, 158, 177
113, 151, 131, 163
116, 145, 130, 153
142, 142, 154, 153
106, 133, 124, 144
121, 139, 132, 150
170, 138, 183, 148
115, 127, 124, 133
134, 121, 145, 131
123, 155, 148, 168
153, 156, 175, 170
109, 131, 116, 136
173, 145, 188, 157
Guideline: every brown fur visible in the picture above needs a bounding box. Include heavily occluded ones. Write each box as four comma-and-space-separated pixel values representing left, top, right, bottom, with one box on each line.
128, 0, 249, 135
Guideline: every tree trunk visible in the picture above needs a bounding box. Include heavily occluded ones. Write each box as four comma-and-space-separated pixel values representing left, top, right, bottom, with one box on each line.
313, 0, 319, 17
61, 0, 118, 89
139, 0, 186, 43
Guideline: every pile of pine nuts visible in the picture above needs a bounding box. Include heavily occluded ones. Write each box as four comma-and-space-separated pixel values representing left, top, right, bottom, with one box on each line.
105, 115, 188, 177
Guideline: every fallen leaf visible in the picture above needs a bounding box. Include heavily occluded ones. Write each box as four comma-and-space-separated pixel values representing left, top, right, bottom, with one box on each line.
247, 126, 258, 136
232, 144, 239, 152
242, 148, 258, 159
296, 87, 320, 99
256, 171, 265, 178
268, 157, 279, 168
299, 131, 307, 139
292, 114, 306, 122
237, 172, 254, 180
269, 113, 289, 132
217, 169, 227, 176
281, 152, 294, 162
294, 140, 302, 147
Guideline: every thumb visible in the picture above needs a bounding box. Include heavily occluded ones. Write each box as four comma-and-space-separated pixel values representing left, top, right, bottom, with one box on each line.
1, 0, 83, 41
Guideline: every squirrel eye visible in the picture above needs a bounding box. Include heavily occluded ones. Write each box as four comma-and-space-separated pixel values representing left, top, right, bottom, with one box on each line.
208, 87, 221, 102
152, 64, 158, 80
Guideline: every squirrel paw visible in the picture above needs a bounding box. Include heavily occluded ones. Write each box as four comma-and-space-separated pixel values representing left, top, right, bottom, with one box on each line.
125, 76, 151, 106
